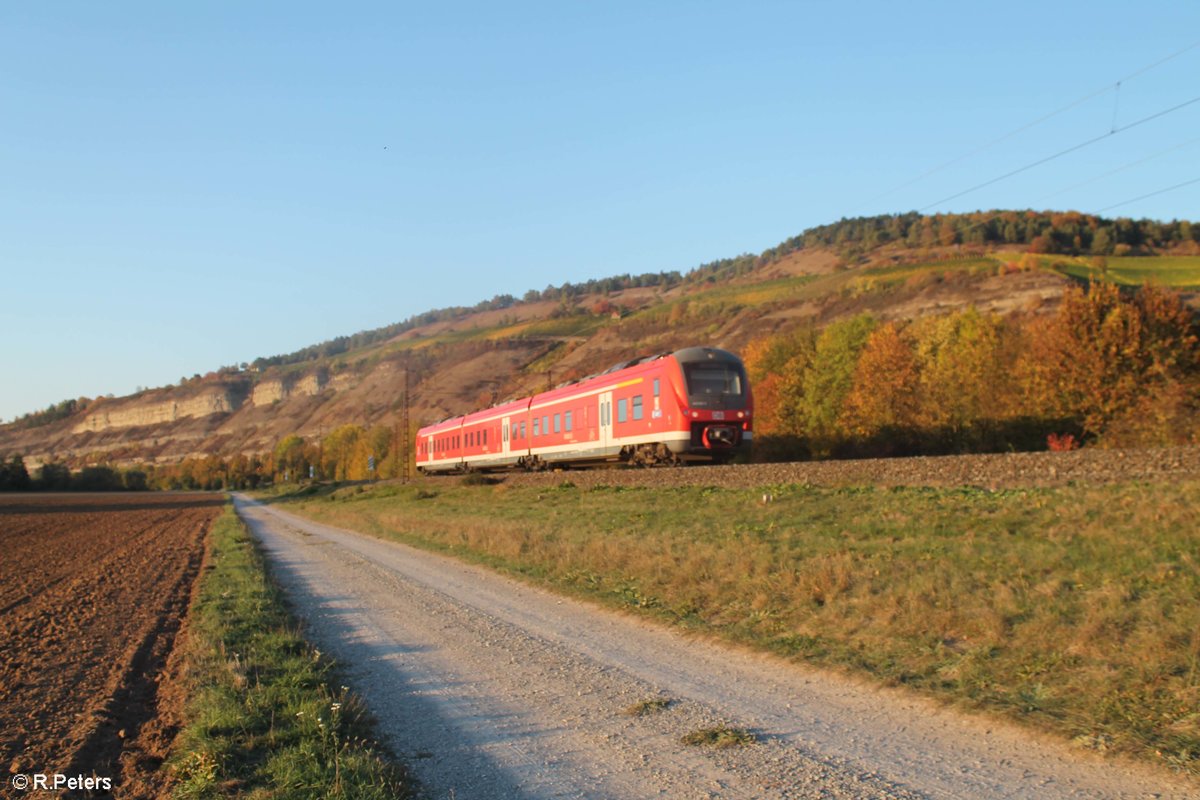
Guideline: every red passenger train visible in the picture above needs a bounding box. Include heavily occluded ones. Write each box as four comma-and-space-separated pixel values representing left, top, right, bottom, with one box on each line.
415, 347, 752, 472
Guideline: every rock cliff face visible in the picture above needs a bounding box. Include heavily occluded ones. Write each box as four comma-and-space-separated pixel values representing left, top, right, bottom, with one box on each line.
250, 369, 329, 406
0, 342, 546, 468
73, 385, 248, 433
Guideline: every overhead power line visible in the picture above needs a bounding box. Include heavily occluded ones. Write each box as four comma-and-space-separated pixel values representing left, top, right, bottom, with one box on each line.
841, 39, 1200, 216
1096, 177, 1200, 213
917, 93, 1200, 212
1039, 135, 1200, 202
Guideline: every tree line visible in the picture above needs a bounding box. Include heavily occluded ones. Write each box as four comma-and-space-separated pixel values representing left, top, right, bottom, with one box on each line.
0, 455, 150, 491
0, 422, 413, 493
8, 397, 94, 429
774, 211, 1197, 263
743, 282, 1199, 460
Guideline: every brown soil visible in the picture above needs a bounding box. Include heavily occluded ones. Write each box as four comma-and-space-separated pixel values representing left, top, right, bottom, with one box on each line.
0, 493, 221, 799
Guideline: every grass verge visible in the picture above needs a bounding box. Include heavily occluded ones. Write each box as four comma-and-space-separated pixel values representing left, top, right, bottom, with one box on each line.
169, 502, 415, 799
262, 478, 1200, 776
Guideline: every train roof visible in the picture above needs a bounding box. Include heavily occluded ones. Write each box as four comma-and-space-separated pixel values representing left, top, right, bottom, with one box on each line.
670, 346, 744, 365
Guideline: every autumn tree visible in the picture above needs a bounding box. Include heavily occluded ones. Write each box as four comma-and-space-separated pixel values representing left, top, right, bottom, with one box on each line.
799, 314, 877, 453
1018, 282, 1199, 439
910, 308, 1014, 444
840, 322, 922, 441
741, 329, 818, 440
274, 434, 313, 482
322, 424, 365, 481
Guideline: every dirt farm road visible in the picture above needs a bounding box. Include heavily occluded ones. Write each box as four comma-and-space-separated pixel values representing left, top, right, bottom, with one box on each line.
235, 496, 1192, 800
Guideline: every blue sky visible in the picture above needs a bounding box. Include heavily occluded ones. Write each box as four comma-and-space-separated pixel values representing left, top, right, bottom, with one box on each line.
3, 2, 1198, 422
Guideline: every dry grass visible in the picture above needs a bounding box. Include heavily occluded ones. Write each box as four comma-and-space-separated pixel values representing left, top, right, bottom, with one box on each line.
264, 478, 1200, 775
680, 726, 757, 748
622, 698, 673, 717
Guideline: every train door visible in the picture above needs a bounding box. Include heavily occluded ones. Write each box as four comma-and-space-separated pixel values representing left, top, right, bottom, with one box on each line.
599, 390, 613, 453
501, 416, 511, 456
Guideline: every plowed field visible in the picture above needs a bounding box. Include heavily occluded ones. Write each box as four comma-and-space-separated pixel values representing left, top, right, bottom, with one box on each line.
0, 493, 220, 798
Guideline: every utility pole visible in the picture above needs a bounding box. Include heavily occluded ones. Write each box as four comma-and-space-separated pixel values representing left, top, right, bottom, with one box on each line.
401, 361, 411, 481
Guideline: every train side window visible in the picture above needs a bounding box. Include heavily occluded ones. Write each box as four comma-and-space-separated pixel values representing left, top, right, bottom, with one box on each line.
617, 398, 628, 423
553, 413, 561, 433
483, 430, 488, 445
542, 415, 549, 435
565, 410, 572, 432
533, 417, 540, 436
632, 395, 643, 420
521, 421, 527, 439
654, 378, 660, 397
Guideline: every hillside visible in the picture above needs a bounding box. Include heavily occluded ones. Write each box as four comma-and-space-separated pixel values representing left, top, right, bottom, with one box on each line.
3, 210, 1199, 471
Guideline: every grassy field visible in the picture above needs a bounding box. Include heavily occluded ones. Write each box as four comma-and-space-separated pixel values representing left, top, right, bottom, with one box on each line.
170, 503, 415, 799
263, 478, 1200, 775
987, 253, 1200, 289
1053, 256, 1200, 288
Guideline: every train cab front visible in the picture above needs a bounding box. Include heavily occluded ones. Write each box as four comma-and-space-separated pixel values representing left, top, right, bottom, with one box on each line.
673, 347, 753, 461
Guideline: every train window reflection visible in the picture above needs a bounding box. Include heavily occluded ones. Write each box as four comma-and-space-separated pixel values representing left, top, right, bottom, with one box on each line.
683, 364, 744, 399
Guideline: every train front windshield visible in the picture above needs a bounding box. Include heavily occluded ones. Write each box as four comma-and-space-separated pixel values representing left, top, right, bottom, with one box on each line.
682, 361, 746, 409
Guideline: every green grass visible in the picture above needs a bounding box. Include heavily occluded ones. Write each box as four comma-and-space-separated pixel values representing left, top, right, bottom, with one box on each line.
1053, 256, 1200, 288
264, 478, 1200, 776
993, 253, 1200, 289
170, 503, 415, 799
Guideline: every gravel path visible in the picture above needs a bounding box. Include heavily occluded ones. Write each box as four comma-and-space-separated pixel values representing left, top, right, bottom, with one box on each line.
234, 495, 1193, 800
